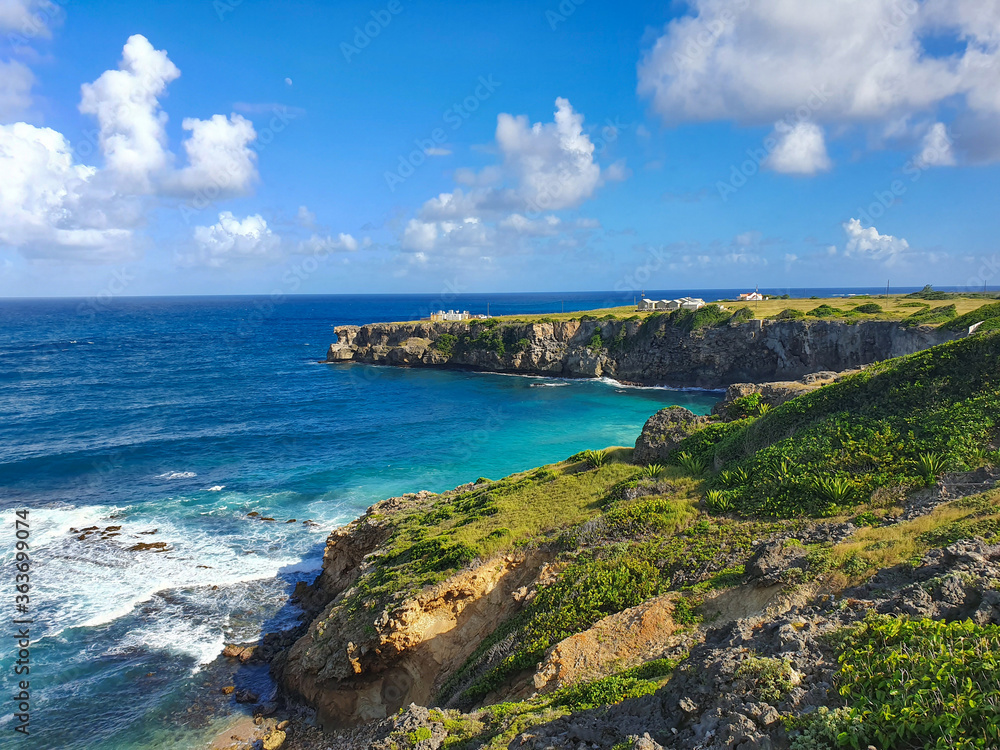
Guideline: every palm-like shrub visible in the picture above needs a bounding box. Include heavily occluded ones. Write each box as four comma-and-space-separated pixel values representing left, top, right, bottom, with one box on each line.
584, 449, 609, 469
813, 476, 856, 504
705, 489, 734, 513
916, 452, 948, 487
675, 451, 707, 476
641, 463, 665, 478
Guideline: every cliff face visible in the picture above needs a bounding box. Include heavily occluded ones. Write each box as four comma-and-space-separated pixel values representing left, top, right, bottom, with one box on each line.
327, 317, 955, 388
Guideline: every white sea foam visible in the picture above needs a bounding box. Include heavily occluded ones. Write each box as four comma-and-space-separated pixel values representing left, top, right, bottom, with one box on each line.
206, 485, 226, 492
155, 471, 197, 479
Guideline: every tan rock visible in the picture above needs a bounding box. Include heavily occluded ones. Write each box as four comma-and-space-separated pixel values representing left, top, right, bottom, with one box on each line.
533, 593, 680, 693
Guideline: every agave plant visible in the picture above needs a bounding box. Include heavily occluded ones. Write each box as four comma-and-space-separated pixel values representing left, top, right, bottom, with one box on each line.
716, 469, 734, 488
813, 476, 856, 504
705, 489, 734, 513
756, 402, 772, 417
584, 448, 609, 469
732, 466, 752, 485
916, 452, 948, 486
676, 451, 707, 476
641, 463, 665, 478
768, 457, 792, 482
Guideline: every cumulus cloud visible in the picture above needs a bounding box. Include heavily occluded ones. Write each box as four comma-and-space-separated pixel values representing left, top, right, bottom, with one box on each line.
843, 218, 910, 259
296, 205, 316, 228
638, 0, 1000, 164
399, 98, 614, 261
297, 233, 359, 254
79, 34, 181, 192
0, 122, 137, 260
167, 113, 257, 196
183, 212, 281, 267
0, 34, 266, 263
495, 97, 603, 211
764, 122, 832, 175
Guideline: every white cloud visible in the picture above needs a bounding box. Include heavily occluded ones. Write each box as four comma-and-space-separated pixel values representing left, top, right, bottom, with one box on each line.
915, 122, 956, 167
297, 233, 359, 254
498, 213, 561, 236
638, 0, 1000, 162
184, 212, 281, 267
168, 113, 257, 196
79, 34, 181, 192
0, 60, 34, 122
764, 121, 832, 175
296, 205, 316, 228
0, 34, 270, 263
0, 122, 137, 260
495, 97, 602, 211
843, 218, 910, 259
0, 0, 58, 35
398, 98, 615, 262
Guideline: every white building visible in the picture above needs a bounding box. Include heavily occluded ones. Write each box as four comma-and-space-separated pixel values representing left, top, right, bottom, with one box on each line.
637, 297, 706, 312
739, 291, 764, 301
430, 310, 470, 322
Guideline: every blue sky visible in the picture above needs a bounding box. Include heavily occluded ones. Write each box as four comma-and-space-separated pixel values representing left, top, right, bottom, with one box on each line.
1, 0, 999, 297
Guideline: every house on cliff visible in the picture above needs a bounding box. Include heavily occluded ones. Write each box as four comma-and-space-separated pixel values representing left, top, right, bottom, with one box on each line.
637, 297, 706, 312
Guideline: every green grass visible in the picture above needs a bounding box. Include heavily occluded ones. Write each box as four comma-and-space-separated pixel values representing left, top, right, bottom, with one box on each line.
437, 657, 680, 750
670, 332, 1000, 517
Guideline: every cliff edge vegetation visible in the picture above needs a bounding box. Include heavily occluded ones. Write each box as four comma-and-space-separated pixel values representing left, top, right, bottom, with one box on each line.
266, 330, 1000, 750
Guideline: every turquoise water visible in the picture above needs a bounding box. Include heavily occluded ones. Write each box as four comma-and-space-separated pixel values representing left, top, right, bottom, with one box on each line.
0, 294, 719, 748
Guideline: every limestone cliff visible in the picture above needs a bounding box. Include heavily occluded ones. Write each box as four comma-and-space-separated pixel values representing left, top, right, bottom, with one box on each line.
327, 317, 955, 388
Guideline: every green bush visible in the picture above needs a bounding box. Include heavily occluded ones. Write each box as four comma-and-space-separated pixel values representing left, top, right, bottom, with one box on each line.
434, 333, 458, 356
735, 655, 794, 702
942, 301, 1000, 332
587, 331, 604, 350
901, 304, 957, 327
774, 308, 806, 320
807, 304, 846, 318
835, 616, 1000, 748
853, 302, 883, 314
671, 304, 733, 332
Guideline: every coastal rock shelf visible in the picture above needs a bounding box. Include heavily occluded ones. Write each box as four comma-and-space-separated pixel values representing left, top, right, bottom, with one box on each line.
326, 317, 956, 388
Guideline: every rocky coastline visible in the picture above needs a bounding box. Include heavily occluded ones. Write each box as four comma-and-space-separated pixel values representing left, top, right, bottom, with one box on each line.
326, 317, 955, 388
211, 330, 1000, 750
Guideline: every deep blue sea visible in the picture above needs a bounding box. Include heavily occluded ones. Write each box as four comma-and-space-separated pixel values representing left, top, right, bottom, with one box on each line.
0, 288, 951, 748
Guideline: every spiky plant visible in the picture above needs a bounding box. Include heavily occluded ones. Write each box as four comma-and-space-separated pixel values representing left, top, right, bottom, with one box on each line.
916, 452, 948, 487
705, 489, 734, 513
757, 402, 772, 416
813, 476, 856, 504
641, 463, 665, 478
676, 451, 707, 476
584, 448, 609, 469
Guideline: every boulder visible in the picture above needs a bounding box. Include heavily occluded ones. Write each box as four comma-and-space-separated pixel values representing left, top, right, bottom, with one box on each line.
744, 540, 809, 586
634, 407, 711, 464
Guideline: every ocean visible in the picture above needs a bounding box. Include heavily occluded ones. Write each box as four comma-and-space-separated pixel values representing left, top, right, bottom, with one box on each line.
0, 287, 961, 747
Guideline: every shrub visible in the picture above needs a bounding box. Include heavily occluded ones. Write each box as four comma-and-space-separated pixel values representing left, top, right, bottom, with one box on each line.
901, 303, 957, 327
675, 451, 707, 476
835, 615, 1000, 748
587, 331, 604, 350
853, 302, 883, 314
729, 393, 763, 418
584, 449, 609, 469
774, 308, 806, 320
641, 463, 665, 478
434, 333, 458, 356
514, 337, 531, 352
813, 476, 856, 504
916, 451, 948, 487
705, 489, 734, 513
942, 301, 1000, 332
807, 304, 846, 318
735, 655, 794, 702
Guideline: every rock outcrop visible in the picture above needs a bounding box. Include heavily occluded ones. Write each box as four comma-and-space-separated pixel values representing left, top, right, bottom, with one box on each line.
327, 318, 956, 388
633, 407, 712, 464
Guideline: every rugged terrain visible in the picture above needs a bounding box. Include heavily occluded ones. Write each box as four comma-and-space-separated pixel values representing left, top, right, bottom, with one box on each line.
327, 316, 954, 388
239, 330, 1000, 749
